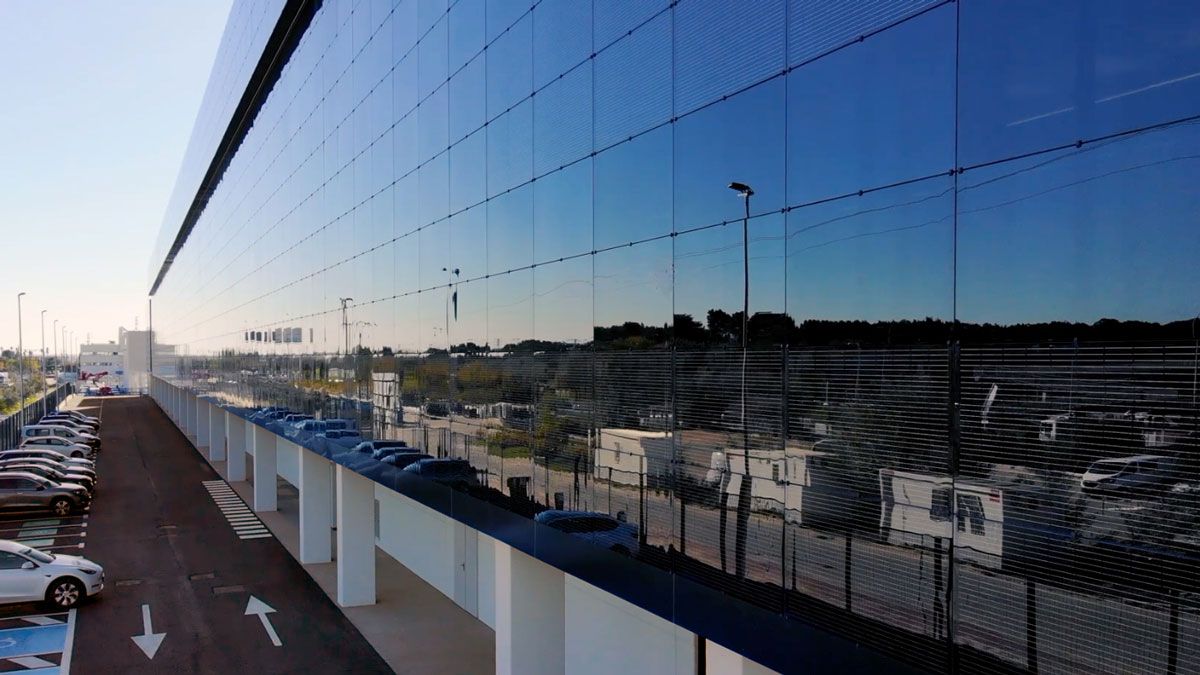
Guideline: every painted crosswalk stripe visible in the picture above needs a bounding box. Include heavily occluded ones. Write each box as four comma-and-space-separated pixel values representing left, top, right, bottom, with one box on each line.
205, 479, 273, 540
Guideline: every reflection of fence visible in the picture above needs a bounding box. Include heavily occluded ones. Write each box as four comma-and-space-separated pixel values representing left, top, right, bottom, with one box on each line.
0, 384, 74, 449
173, 342, 1200, 674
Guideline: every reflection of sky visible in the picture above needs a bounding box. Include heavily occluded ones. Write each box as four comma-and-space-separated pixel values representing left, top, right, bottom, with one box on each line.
157, 0, 1200, 353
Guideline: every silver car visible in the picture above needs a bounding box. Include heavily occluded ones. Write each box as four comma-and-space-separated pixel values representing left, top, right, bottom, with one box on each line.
0, 472, 90, 516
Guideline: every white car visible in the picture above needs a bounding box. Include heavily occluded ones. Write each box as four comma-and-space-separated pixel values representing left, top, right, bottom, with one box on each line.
19, 437, 94, 458
0, 449, 94, 470
0, 540, 104, 608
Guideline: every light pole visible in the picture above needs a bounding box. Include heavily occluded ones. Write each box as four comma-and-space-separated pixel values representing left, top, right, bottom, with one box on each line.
39, 310, 46, 418
16, 292, 25, 427
61, 325, 67, 372
52, 319, 58, 373
728, 181, 754, 580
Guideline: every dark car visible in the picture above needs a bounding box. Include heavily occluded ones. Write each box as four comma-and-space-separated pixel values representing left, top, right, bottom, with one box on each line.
380, 452, 431, 469
0, 472, 90, 516
0, 463, 94, 495
402, 459, 480, 488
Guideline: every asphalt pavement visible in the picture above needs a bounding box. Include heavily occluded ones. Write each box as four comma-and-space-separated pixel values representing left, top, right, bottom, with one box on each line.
69, 396, 390, 674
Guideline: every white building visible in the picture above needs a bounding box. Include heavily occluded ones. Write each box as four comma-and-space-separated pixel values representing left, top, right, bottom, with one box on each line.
78, 329, 173, 393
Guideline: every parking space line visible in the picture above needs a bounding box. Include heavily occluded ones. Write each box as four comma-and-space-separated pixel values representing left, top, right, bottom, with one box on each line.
61, 608, 75, 674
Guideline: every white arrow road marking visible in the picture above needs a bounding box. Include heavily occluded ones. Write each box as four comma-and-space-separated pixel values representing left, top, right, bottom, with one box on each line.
245, 596, 281, 647
130, 603, 166, 659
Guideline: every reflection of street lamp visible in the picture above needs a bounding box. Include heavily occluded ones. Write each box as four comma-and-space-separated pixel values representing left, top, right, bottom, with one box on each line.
727, 181, 753, 580
40, 310, 46, 418
16, 292, 25, 427
442, 267, 460, 349
339, 298, 353, 356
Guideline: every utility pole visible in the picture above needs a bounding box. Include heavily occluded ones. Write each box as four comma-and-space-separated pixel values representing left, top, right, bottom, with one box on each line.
52, 319, 58, 373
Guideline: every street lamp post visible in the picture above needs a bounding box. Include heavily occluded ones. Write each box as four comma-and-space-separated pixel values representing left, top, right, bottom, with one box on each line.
728, 181, 754, 580
52, 319, 58, 373
40, 310, 46, 418
16, 292, 26, 427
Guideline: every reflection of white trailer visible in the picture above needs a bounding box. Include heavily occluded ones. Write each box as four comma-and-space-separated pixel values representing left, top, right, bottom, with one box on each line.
879, 469, 1004, 569
593, 429, 671, 487
707, 447, 835, 525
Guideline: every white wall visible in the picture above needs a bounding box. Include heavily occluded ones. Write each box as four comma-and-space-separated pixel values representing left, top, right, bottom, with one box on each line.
374, 485, 456, 598
564, 576, 694, 675
477, 532, 496, 629
276, 440, 298, 486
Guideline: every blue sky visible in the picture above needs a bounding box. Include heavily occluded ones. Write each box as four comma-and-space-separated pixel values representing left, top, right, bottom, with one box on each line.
0, 1, 230, 352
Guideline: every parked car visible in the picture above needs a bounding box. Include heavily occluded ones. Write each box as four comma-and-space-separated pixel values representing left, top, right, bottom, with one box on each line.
0, 464, 94, 495
534, 510, 640, 557
19, 437, 94, 458
39, 415, 99, 433
287, 418, 354, 439
380, 452, 431, 469
0, 449, 94, 470
0, 457, 96, 483
401, 459, 480, 488
20, 425, 100, 452
53, 409, 99, 426
351, 440, 410, 456
1081, 455, 1181, 495
0, 539, 104, 608
281, 414, 313, 427
0, 472, 90, 516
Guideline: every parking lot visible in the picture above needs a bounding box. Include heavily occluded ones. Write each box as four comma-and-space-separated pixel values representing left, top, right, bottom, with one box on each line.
0, 396, 392, 674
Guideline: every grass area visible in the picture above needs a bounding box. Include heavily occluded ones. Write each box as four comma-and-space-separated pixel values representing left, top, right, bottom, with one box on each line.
487, 444, 532, 459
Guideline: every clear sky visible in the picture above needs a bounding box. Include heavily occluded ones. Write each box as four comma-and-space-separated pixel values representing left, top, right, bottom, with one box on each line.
0, 1, 231, 353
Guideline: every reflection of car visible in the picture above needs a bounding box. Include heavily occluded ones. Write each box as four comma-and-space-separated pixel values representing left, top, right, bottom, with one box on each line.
380, 452, 431, 469
0, 463, 94, 495
351, 440, 410, 456
534, 510, 640, 557
249, 407, 287, 422
320, 429, 362, 441
0, 539, 104, 608
0, 472, 90, 516
19, 437, 94, 458
1081, 455, 1180, 495
372, 443, 413, 460
402, 459, 480, 488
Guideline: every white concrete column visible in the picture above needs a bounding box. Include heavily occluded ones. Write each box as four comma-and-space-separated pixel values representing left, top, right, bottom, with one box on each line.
208, 405, 225, 461
197, 400, 211, 449
336, 465, 376, 607
226, 413, 247, 482
705, 641, 778, 675
299, 449, 334, 564
252, 426, 277, 512
496, 540, 565, 675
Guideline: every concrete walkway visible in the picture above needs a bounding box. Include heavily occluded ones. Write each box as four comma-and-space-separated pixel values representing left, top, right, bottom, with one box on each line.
208, 457, 494, 675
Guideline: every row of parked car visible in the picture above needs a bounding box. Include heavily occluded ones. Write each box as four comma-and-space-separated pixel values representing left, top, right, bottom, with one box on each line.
0, 407, 106, 609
